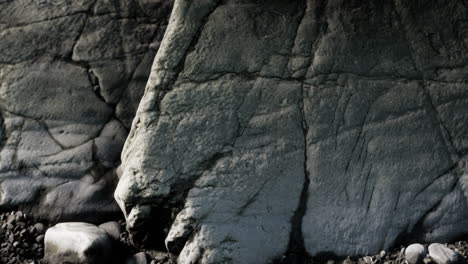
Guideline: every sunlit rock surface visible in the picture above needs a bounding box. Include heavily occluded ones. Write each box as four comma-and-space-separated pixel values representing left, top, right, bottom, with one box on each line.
0, 0, 173, 221
116, 0, 468, 263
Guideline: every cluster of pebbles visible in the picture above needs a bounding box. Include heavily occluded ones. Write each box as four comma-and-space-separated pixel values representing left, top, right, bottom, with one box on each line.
0, 211, 48, 264
279, 242, 468, 264
1, 210, 467, 264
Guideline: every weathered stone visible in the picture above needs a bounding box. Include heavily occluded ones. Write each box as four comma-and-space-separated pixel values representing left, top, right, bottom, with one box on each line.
44, 222, 112, 264
35, 235, 44, 243
115, 0, 468, 263
0, 0, 94, 25
72, 15, 159, 61
0, 15, 86, 63
0, 0, 173, 220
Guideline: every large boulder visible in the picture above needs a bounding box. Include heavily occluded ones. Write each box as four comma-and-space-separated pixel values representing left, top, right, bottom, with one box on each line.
0, 0, 173, 221
115, 0, 468, 263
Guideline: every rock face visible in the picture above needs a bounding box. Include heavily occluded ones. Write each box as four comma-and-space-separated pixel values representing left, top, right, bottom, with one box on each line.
115, 0, 468, 263
0, 0, 172, 221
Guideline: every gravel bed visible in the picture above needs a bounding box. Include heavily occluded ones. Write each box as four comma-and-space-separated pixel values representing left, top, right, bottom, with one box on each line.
1, 210, 467, 264
0, 211, 48, 264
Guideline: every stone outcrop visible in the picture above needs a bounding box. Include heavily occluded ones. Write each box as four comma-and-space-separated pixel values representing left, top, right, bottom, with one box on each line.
0, 0, 172, 221
115, 0, 468, 263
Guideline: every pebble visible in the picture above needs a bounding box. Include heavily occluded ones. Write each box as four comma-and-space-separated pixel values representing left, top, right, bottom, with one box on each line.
35, 235, 44, 243
405, 243, 427, 264
6, 215, 15, 225
428, 243, 459, 264
34, 223, 45, 234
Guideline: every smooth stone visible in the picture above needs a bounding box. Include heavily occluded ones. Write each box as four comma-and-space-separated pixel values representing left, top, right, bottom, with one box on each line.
127, 252, 148, 264
405, 243, 427, 264
33, 223, 45, 234
44, 222, 112, 264
35, 235, 44, 243
98, 221, 121, 241
428, 243, 459, 264
134, 252, 148, 264
6, 215, 15, 225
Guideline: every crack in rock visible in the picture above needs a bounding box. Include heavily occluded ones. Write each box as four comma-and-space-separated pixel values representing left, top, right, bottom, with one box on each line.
115, 0, 468, 263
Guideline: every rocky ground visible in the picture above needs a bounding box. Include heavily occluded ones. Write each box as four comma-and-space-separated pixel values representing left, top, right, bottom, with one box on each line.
0, 211, 47, 264
277, 242, 468, 264
0, 210, 467, 264
0, 210, 175, 264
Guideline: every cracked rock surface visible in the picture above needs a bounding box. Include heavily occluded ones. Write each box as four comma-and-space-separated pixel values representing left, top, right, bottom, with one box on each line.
0, 0, 173, 221
115, 0, 468, 263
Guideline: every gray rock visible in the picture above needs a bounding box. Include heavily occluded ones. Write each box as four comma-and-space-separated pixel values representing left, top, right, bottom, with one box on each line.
423, 257, 433, 264
44, 222, 112, 264
428, 243, 459, 264
126, 252, 148, 264
114, 0, 468, 263
35, 235, 44, 243
0, 0, 173, 221
134, 252, 148, 264
33, 223, 45, 234
6, 215, 15, 225
405, 244, 427, 264
98, 221, 121, 241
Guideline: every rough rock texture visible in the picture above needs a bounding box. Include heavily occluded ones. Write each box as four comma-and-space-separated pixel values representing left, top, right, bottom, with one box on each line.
0, 0, 172, 221
115, 0, 468, 263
